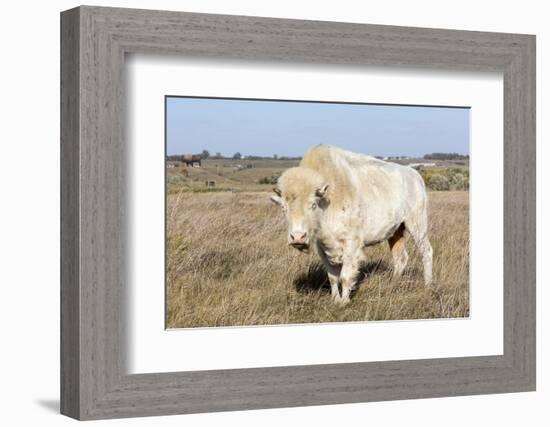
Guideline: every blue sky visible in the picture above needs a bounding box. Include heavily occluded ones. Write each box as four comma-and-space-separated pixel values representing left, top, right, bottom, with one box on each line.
166, 97, 470, 158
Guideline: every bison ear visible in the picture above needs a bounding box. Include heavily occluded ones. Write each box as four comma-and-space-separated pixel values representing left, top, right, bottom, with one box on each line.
315, 184, 329, 198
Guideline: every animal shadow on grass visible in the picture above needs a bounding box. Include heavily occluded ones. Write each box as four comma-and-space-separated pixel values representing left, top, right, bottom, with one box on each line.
294, 260, 391, 295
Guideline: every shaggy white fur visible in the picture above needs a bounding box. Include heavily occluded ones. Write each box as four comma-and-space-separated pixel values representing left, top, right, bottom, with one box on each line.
271, 144, 433, 304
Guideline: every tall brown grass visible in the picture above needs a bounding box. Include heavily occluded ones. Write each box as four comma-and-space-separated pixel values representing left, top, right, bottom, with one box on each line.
166, 191, 469, 328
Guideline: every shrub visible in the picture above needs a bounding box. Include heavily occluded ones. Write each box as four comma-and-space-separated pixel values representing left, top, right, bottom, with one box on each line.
168, 174, 186, 186
418, 168, 469, 191
167, 174, 191, 194
428, 173, 450, 191
450, 173, 469, 190
258, 172, 281, 185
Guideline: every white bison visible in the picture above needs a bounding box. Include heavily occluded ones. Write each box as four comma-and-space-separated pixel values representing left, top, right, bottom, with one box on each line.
271, 144, 433, 304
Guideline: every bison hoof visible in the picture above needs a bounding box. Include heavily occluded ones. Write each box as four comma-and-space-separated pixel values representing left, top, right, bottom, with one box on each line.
333, 296, 350, 306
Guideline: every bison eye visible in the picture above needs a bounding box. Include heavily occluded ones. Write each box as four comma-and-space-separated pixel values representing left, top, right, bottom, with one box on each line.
311, 202, 317, 210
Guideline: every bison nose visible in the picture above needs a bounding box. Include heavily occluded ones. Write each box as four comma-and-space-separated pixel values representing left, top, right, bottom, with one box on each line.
290, 231, 308, 243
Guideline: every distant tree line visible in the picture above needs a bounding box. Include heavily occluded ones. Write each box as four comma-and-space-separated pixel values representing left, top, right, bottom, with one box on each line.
169, 149, 467, 162
423, 152, 469, 160
167, 150, 301, 161
245, 154, 302, 160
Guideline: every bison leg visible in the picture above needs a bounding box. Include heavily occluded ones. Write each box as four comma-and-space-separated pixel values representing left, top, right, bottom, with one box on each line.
418, 237, 433, 286
388, 223, 409, 279
339, 261, 360, 305
405, 218, 433, 286
326, 265, 342, 301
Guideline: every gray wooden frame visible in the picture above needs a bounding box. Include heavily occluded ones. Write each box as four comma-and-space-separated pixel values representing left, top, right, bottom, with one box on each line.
60, 5, 536, 421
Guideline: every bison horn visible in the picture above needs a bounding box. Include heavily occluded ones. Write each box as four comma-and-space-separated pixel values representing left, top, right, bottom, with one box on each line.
315, 184, 329, 198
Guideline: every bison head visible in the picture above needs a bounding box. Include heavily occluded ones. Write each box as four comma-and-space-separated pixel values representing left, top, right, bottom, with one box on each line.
270, 167, 329, 253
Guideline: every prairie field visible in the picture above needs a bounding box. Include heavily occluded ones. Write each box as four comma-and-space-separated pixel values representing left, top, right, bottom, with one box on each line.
166, 183, 470, 328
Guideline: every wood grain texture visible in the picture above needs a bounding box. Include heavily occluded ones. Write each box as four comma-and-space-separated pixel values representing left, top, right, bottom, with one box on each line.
60, 6, 536, 420
60, 7, 80, 419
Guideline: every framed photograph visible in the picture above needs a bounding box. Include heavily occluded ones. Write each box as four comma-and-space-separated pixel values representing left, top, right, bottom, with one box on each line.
61, 6, 535, 420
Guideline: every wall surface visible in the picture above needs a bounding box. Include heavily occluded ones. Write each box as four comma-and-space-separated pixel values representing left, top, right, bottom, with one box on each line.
0, 0, 546, 425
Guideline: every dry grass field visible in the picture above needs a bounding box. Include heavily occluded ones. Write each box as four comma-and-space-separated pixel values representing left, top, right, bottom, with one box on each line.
167, 158, 300, 193
166, 186, 469, 328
